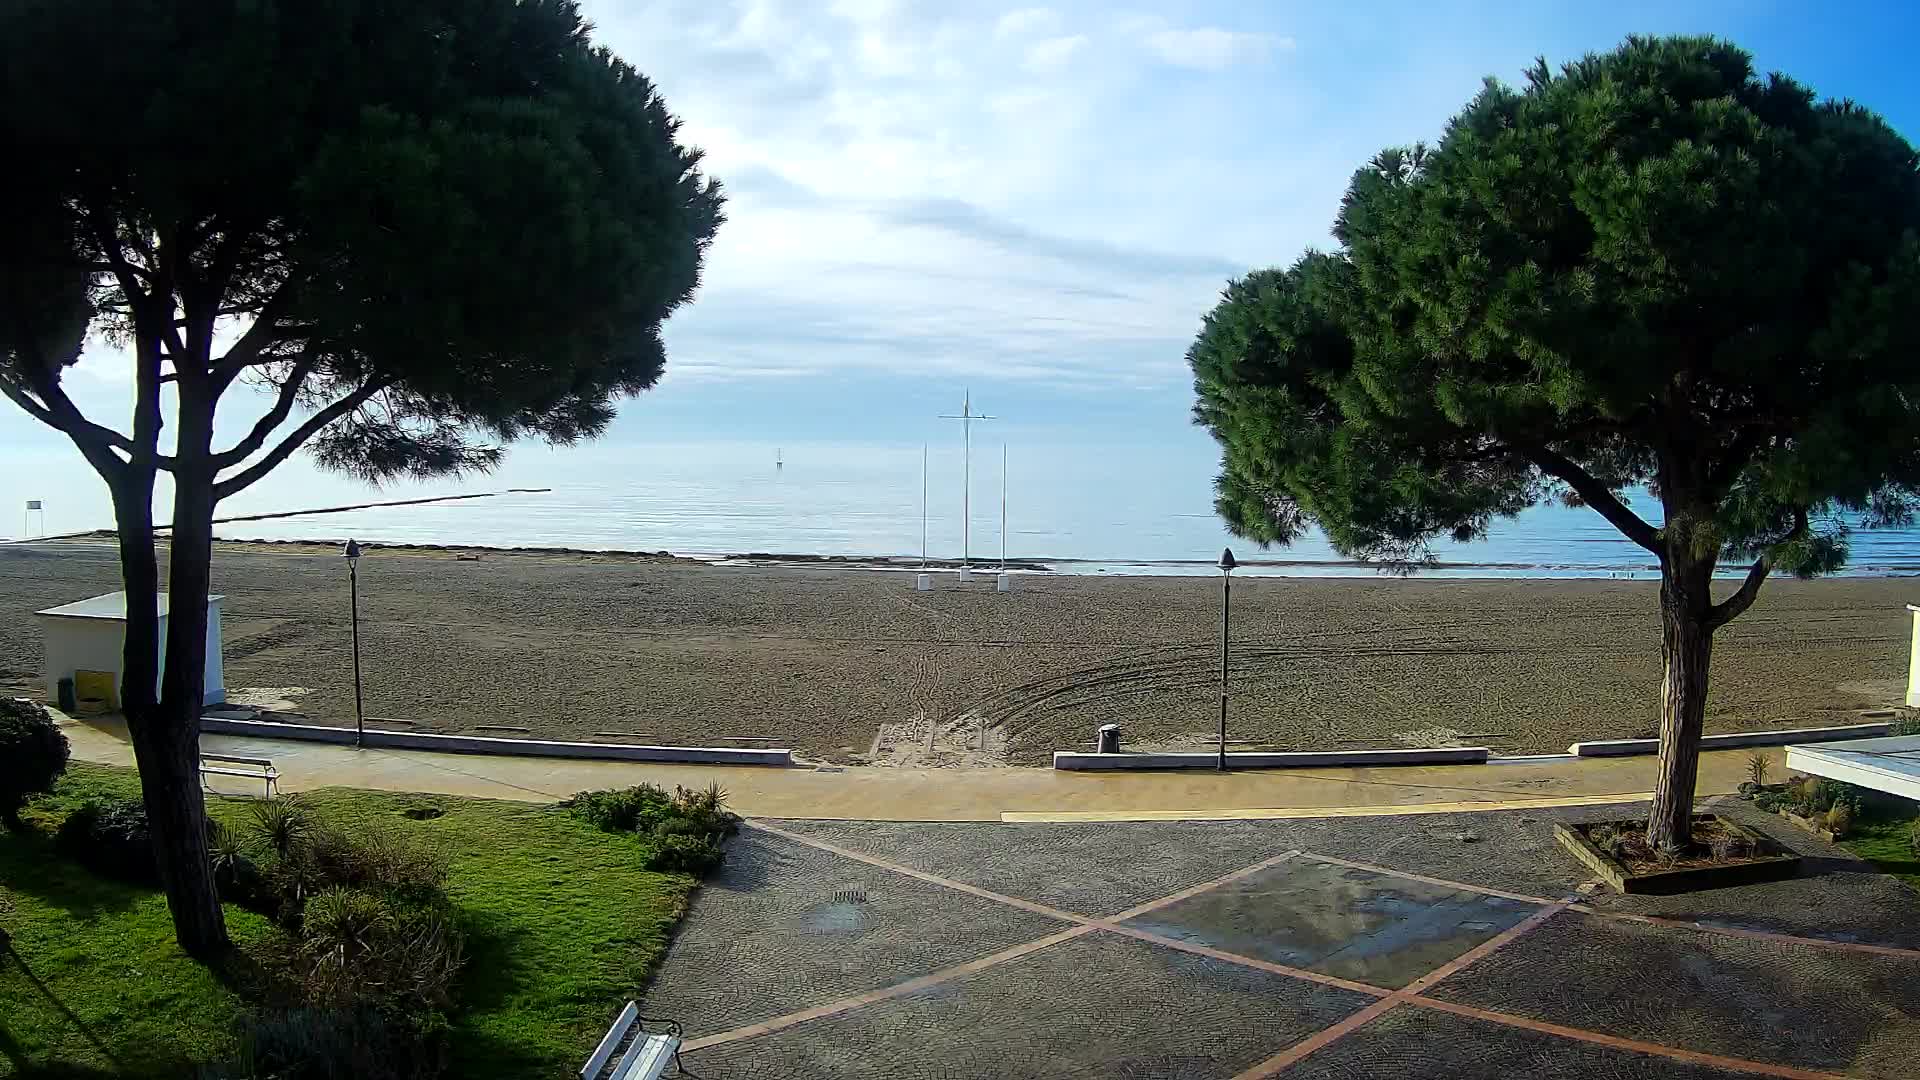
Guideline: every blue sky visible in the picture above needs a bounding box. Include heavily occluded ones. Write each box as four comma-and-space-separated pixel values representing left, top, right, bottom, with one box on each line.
7, 1, 1920, 533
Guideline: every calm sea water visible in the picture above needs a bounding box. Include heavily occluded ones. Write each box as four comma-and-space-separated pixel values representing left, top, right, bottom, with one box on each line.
11, 438, 1920, 578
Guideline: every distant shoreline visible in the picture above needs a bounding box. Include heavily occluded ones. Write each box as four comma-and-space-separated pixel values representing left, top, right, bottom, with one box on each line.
21, 530, 1913, 580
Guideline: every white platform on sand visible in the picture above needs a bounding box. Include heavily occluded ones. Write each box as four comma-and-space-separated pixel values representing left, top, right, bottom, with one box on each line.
1785, 735, 1920, 801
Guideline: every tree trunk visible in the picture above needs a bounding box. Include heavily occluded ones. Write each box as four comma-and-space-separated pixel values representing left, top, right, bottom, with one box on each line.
1647, 551, 1715, 852
149, 388, 228, 957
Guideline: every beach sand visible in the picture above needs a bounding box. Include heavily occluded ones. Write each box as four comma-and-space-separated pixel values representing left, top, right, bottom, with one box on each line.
1, 539, 1910, 765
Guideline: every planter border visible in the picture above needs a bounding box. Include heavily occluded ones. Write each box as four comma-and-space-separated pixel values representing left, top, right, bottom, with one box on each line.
1052, 746, 1488, 771
199, 716, 794, 767
1552, 814, 1801, 894
1568, 722, 1890, 758
1773, 807, 1842, 843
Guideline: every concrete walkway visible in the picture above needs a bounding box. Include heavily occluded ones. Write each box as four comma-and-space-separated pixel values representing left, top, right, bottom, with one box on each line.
59, 713, 1762, 821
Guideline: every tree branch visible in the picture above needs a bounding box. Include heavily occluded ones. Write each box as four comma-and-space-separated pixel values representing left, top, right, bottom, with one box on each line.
3, 372, 129, 481
1705, 556, 1770, 630
1519, 443, 1663, 553
212, 378, 390, 500
1704, 507, 1808, 630
0, 373, 170, 465
211, 355, 319, 468
209, 286, 296, 392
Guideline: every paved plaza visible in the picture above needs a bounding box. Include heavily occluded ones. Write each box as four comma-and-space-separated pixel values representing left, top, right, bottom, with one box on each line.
642, 800, 1920, 1078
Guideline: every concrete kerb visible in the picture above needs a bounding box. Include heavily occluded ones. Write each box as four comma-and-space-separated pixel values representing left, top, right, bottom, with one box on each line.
197, 716, 794, 767
1567, 722, 1891, 758
1052, 747, 1489, 771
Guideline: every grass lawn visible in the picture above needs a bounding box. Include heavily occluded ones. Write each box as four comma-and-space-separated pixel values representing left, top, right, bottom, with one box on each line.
1840, 799, 1920, 891
1, 764, 698, 1079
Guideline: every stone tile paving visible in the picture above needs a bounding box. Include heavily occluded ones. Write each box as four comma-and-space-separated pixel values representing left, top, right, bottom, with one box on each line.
772, 817, 1317, 916
641, 805, 1920, 1079
1123, 858, 1538, 989
1426, 910, 1920, 1077
683, 932, 1374, 1079
1285, 1006, 1759, 1080
1276, 803, 1638, 900
637, 829, 1068, 1037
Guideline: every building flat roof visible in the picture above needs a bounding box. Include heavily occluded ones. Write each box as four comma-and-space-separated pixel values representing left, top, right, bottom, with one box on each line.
35, 591, 224, 621
1785, 734, 1920, 801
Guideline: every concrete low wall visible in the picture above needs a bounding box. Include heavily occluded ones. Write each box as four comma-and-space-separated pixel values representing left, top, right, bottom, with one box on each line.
1052, 747, 1489, 771
198, 716, 794, 767
1567, 722, 1892, 758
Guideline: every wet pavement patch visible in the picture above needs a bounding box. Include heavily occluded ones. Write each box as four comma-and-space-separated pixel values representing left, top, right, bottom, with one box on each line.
1120, 858, 1539, 989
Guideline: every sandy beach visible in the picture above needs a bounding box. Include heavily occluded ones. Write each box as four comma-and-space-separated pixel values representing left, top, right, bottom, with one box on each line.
1, 539, 1910, 765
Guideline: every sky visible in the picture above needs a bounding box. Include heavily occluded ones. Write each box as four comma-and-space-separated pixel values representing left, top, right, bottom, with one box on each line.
8, 0, 1920, 536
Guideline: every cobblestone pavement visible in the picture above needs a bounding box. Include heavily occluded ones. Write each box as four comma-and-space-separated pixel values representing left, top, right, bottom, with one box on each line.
639, 800, 1920, 1079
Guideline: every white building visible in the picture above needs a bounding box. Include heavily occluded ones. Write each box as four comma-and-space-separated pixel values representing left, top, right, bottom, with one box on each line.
36, 591, 226, 708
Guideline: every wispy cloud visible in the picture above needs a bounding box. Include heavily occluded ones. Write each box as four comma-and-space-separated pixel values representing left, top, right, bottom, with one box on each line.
994, 6, 1061, 39
1143, 27, 1292, 70
1024, 33, 1088, 72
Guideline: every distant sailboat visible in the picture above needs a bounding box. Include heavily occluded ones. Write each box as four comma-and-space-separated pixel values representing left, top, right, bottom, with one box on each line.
776, 447, 783, 471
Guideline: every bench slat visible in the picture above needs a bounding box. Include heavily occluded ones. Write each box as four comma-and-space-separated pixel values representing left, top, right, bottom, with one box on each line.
613, 1034, 679, 1080
580, 1001, 639, 1080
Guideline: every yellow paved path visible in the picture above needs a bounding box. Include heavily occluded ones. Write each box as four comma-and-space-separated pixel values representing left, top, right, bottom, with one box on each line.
56, 713, 1761, 821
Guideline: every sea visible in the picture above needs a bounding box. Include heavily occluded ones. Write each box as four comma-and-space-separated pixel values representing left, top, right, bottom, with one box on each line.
9, 438, 1920, 579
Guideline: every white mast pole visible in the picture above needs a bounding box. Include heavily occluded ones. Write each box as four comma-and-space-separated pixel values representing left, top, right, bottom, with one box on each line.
1000, 442, 1007, 569
963, 390, 970, 567
921, 444, 928, 567
938, 390, 995, 576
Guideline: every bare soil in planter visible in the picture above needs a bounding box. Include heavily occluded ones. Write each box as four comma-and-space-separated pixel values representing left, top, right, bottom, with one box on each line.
1557, 815, 1800, 894
1579, 817, 1767, 874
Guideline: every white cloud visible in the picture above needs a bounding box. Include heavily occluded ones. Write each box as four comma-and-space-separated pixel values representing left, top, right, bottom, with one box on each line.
510, 2, 1331, 393
1132, 22, 1293, 71
994, 7, 1060, 38
1024, 34, 1088, 72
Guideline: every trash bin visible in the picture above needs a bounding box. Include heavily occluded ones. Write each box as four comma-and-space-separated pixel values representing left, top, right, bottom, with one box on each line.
1096, 723, 1121, 754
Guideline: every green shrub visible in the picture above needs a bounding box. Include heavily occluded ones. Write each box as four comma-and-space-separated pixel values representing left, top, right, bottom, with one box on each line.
253, 887, 463, 1014
564, 782, 740, 874
1744, 751, 1771, 788
0, 697, 69, 826
210, 819, 272, 912
650, 832, 728, 874
1909, 818, 1920, 858
54, 795, 157, 882
264, 822, 450, 920
562, 783, 673, 833
1890, 712, 1920, 737
249, 795, 314, 859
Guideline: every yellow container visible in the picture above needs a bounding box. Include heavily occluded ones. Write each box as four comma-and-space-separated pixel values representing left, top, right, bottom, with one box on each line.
74, 669, 118, 711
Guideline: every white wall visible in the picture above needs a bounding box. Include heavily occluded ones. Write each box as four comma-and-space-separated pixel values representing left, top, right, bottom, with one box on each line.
39, 605, 225, 707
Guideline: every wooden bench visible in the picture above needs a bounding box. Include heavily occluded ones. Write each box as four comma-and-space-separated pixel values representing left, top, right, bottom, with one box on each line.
199, 753, 278, 799
581, 1001, 684, 1080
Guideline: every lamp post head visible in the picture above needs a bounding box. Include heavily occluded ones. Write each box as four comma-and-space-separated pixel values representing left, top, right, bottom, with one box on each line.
343, 538, 362, 565
1218, 547, 1237, 573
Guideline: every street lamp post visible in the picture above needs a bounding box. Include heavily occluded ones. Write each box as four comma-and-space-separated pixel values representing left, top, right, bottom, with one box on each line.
344, 539, 365, 749
1218, 547, 1236, 771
